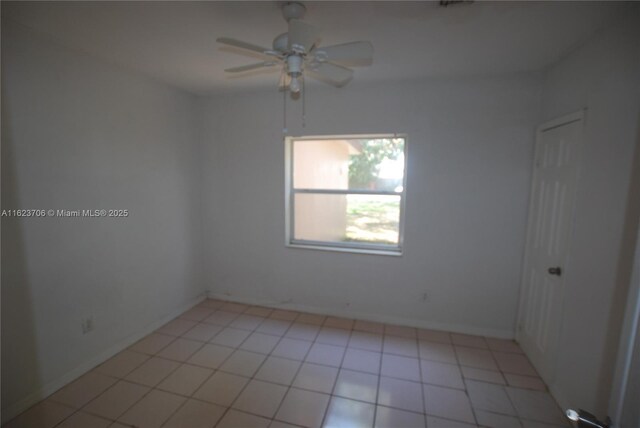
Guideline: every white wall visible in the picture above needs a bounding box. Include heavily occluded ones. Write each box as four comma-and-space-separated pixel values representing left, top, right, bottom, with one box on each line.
200, 74, 541, 338
1, 20, 204, 421
537, 9, 640, 416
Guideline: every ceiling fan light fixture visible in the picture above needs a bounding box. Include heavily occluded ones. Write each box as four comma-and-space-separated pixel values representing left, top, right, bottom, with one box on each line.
289, 76, 301, 94
286, 55, 303, 94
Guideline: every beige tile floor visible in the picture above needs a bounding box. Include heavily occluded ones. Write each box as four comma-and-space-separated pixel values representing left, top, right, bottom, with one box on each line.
5, 299, 570, 428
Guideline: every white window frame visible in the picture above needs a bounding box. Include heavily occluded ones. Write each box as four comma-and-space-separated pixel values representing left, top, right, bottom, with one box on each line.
285, 134, 408, 256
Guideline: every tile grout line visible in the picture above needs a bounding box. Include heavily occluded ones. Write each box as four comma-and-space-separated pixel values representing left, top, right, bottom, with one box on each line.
208, 306, 339, 426
104, 303, 236, 427
415, 329, 430, 427
269, 316, 328, 427
74, 339, 191, 425
154, 326, 231, 428
370, 329, 385, 428
461, 336, 546, 427
158, 302, 256, 427
418, 331, 454, 427
319, 320, 354, 428
132, 340, 209, 427
268, 312, 326, 425
154, 305, 243, 428
486, 338, 520, 424
452, 333, 481, 427
162, 322, 464, 412
75, 362, 163, 426
206, 305, 293, 426
99, 308, 224, 427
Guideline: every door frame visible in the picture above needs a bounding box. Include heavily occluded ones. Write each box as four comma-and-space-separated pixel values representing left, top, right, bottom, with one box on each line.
516, 109, 586, 383
609, 118, 640, 426
610, 229, 640, 426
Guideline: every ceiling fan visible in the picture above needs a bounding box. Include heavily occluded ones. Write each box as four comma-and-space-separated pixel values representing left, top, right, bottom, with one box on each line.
216, 2, 374, 96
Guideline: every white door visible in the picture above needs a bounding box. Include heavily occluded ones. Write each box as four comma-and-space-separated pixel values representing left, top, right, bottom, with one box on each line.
517, 111, 584, 383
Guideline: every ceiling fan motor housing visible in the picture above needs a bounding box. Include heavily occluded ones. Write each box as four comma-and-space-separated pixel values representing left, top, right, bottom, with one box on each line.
287, 55, 303, 76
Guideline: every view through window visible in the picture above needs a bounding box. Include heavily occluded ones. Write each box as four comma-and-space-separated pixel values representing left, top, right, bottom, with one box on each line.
287, 136, 406, 253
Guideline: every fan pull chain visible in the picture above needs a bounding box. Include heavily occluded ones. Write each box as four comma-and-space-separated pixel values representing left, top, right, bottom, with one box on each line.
282, 69, 287, 135
302, 75, 306, 128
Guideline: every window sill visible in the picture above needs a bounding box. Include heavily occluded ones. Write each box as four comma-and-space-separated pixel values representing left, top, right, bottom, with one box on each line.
286, 242, 403, 257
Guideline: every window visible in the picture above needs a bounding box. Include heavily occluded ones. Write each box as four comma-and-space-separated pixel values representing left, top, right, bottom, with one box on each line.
285, 135, 407, 255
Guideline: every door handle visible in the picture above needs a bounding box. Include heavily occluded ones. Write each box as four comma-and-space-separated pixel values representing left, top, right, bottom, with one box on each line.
548, 267, 562, 276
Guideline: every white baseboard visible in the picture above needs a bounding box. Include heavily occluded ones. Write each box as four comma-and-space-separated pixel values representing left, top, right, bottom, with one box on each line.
1, 293, 206, 424
207, 292, 514, 339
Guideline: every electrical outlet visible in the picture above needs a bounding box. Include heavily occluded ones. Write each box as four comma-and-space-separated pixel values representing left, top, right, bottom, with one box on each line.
81, 317, 94, 334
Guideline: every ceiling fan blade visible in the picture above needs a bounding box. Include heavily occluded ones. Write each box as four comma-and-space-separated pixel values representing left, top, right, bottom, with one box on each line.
217, 37, 270, 55
307, 62, 354, 87
225, 62, 277, 73
287, 19, 320, 53
278, 73, 291, 91
313, 41, 374, 67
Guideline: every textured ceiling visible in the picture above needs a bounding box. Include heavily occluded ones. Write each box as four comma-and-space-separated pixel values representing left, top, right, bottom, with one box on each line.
2, 1, 632, 94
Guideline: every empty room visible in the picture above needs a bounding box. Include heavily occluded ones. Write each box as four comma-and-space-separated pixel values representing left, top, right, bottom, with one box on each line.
2, 1, 640, 427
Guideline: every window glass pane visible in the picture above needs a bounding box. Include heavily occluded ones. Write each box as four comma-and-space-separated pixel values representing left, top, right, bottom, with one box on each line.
293, 138, 405, 192
293, 193, 401, 245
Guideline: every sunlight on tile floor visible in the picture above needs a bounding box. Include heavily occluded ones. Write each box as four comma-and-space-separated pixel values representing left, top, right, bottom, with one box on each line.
4, 299, 570, 428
